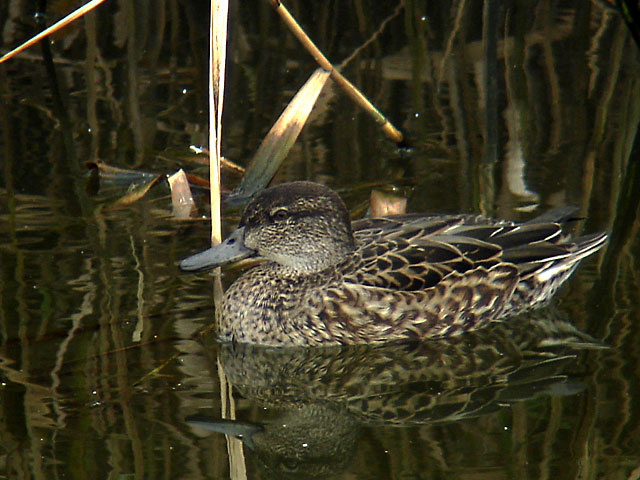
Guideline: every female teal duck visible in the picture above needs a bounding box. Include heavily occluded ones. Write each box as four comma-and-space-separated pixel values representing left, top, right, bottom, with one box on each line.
180, 181, 607, 346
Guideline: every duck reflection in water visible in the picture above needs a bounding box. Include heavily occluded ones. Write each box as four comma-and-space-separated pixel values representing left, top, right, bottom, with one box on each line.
187, 316, 603, 479
180, 181, 607, 346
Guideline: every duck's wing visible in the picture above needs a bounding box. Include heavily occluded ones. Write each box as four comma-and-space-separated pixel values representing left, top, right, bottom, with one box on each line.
348, 214, 604, 292
349, 216, 502, 291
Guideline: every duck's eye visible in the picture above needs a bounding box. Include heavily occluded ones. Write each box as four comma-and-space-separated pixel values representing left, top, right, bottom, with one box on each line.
280, 458, 299, 472
272, 209, 289, 221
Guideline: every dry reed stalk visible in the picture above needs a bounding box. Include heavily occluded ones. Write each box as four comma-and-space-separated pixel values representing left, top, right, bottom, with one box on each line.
210, 1, 247, 478
269, 0, 404, 144
0, 0, 108, 64
209, 0, 227, 245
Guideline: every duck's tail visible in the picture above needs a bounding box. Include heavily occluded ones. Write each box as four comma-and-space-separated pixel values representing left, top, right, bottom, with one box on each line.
534, 231, 608, 283
511, 230, 608, 312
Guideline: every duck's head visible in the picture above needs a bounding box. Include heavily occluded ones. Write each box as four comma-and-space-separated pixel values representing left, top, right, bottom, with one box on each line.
179, 181, 355, 274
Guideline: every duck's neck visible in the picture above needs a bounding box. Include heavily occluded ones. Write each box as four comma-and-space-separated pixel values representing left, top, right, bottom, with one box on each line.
268, 237, 355, 274
299, 250, 352, 274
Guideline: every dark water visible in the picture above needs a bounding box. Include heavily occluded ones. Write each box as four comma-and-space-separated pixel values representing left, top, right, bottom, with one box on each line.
1, 1, 639, 478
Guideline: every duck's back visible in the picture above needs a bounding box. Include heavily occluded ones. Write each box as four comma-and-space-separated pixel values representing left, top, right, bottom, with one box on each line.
346, 210, 606, 312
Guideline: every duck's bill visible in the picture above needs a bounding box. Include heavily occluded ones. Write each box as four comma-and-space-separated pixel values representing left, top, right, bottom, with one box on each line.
185, 415, 263, 440
179, 227, 255, 272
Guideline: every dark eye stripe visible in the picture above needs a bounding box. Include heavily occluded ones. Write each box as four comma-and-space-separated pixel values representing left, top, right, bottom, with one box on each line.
263, 207, 335, 224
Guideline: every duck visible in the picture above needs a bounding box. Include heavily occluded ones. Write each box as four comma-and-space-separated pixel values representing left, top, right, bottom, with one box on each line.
179, 181, 607, 346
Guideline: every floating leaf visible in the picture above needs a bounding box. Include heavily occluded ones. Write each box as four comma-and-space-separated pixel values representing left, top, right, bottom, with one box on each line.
168, 169, 197, 219
370, 189, 407, 217
84, 161, 162, 207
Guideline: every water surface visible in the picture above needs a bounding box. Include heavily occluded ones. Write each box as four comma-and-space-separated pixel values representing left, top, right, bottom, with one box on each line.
1, 1, 639, 478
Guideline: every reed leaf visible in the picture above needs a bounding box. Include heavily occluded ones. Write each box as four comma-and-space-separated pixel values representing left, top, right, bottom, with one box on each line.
229, 68, 330, 203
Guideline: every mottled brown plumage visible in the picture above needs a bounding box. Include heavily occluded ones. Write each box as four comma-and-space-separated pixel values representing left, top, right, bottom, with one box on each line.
180, 181, 607, 346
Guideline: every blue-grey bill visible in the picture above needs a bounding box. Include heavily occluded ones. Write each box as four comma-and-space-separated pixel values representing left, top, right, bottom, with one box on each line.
186, 416, 262, 441
179, 227, 254, 272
